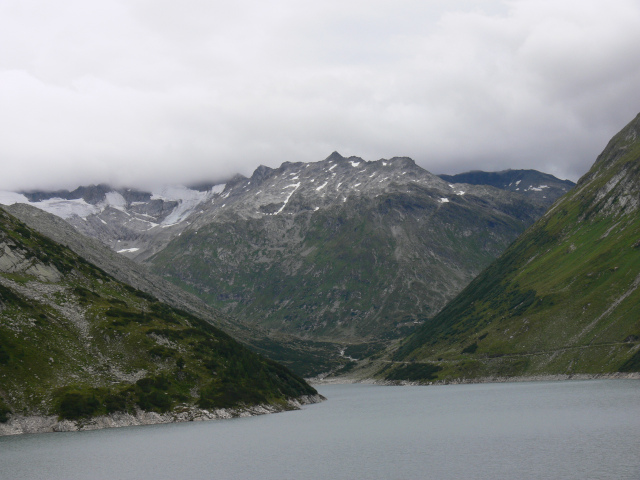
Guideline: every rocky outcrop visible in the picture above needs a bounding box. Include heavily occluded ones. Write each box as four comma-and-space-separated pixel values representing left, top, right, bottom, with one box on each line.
0, 240, 61, 282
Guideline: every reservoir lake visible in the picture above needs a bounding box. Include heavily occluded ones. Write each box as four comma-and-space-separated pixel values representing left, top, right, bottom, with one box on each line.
1, 380, 639, 480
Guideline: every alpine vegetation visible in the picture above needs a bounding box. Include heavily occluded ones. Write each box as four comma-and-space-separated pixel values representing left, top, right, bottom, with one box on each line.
379, 113, 640, 382
0, 207, 320, 435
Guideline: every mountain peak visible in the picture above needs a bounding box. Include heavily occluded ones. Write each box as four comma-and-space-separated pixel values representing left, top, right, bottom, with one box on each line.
591, 111, 640, 173
326, 151, 345, 162
225, 173, 249, 189
250, 165, 274, 184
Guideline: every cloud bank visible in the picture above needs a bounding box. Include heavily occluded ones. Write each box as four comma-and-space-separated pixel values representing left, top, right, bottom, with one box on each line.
2, 0, 640, 190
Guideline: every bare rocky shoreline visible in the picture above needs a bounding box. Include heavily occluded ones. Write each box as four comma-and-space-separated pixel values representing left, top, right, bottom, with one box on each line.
310, 372, 640, 386
0, 394, 324, 436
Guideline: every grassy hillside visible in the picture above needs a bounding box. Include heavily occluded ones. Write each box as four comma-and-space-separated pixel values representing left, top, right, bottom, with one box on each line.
5, 203, 345, 378
0, 207, 316, 425
378, 113, 640, 381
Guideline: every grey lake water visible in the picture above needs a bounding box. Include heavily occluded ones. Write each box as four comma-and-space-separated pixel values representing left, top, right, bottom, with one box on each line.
1, 380, 639, 480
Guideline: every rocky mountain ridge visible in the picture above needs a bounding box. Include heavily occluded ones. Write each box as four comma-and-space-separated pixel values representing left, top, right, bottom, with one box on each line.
439, 169, 574, 207
0, 157, 572, 263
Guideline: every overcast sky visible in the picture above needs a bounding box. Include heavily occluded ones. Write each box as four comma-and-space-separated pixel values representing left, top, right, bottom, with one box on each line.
2, 0, 640, 191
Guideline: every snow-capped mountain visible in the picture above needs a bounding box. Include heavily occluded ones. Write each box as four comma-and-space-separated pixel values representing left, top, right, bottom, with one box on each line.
0, 183, 226, 261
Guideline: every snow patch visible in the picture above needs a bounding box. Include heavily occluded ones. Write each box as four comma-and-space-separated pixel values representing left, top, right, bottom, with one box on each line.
210, 184, 226, 194
104, 192, 127, 211
0, 192, 107, 220
35, 198, 101, 219
316, 181, 328, 191
440, 198, 450, 203
350, 161, 360, 167
151, 185, 212, 225
328, 164, 337, 171
117, 248, 140, 254
271, 183, 300, 215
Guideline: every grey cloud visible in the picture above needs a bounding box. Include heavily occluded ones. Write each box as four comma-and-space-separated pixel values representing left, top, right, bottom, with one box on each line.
1, 0, 640, 191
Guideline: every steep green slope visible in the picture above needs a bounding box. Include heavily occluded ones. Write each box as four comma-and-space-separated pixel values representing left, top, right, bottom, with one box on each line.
0, 207, 317, 429
380, 113, 640, 381
5, 203, 342, 378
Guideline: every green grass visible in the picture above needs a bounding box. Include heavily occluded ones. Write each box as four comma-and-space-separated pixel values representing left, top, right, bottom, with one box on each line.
382, 114, 640, 382
0, 208, 317, 421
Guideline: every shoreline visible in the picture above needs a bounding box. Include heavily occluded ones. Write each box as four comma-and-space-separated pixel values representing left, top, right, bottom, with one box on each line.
309, 371, 640, 386
0, 394, 324, 437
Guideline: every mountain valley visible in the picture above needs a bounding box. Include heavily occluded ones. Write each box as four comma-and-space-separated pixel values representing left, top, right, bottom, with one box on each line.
0, 157, 574, 375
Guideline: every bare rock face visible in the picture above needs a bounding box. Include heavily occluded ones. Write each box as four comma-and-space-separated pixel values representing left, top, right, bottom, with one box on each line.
0, 238, 61, 282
